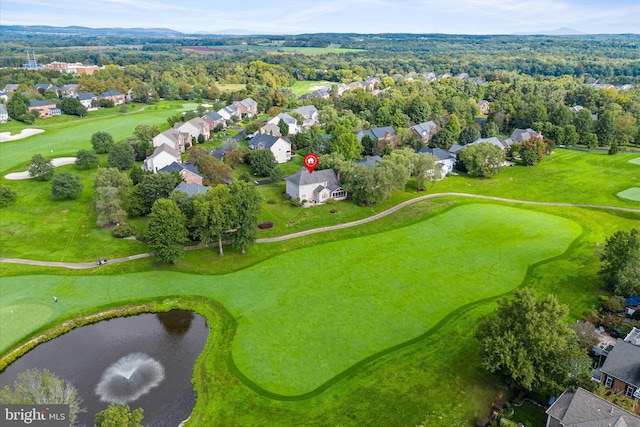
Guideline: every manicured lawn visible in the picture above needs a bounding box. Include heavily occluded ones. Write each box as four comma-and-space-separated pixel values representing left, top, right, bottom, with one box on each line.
617, 187, 640, 201
0, 204, 581, 395
629, 156, 640, 165
509, 401, 548, 426
290, 80, 332, 97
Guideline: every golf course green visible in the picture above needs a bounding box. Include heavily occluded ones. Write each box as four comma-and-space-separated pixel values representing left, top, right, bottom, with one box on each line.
0, 204, 581, 396
617, 187, 640, 201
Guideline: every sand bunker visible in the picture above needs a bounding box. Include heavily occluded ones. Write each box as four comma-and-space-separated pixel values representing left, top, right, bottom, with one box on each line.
4, 157, 77, 180
0, 128, 45, 142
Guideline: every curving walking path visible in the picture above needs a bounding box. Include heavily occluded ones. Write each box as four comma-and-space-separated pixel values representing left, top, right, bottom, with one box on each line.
1, 192, 639, 269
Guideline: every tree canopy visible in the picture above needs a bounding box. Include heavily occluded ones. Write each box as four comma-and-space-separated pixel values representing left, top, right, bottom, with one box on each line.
91, 131, 114, 154
28, 154, 54, 181
51, 172, 84, 199
144, 198, 189, 264
476, 288, 591, 396
95, 403, 144, 427
599, 228, 640, 295
457, 142, 505, 177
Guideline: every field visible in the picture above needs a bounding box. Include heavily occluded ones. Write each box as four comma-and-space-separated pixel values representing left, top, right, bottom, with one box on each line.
290, 80, 332, 97
183, 45, 363, 55
1, 108, 640, 424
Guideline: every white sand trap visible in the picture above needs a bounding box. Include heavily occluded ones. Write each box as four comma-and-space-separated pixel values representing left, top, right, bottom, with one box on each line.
4, 157, 77, 180
0, 128, 45, 142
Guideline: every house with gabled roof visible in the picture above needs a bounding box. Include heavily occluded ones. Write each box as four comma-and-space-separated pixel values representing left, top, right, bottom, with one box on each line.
355, 156, 382, 167
0, 104, 8, 123
285, 168, 347, 204
175, 117, 211, 142
76, 92, 97, 109
4, 84, 19, 93
546, 387, 640, 427
510, 128, 542, 143
599, 339, 640, 400
60, 84, 79, 97
202, 110, 226, 129
217, 103, 239, 121
357, 126, 399, 150
28, 100, 61, 118
158, 161, 203, 185
143, 144, 181, 173
258, 122, 282, 137
152, 129, 191, 153
174, 182, 208, 197
35, 83, 59, 94
410, 121, 437, 142
248, 134, 291, 164
267, 112, 299, 135
477, 100, 490, 115
235, 98, 258, 117
419, 147, 455, 178
0, 90, 8, 102
98, 89, 125, 105
292, 105, 319, 128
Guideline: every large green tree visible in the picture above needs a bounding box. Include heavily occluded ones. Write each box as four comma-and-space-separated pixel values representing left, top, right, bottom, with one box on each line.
91, 131, 114, 154
595, 110, 615, 147
75, 149, 99, 169
229, 180, 261, 254
599, 228, 640, 295
248, 149, 277, 177
0, 368, 83, 425
429, 129, 456, 150
144, 198, 189, 264
330, 127, 363, 162
51, 172, 83, 199
344, 164, 389, 206
60, 97, 87, 116
519, 135, 547, 166
191, 185, 234, 256
476, 288, 591, 396
457, 142, 505, 178
96, 186, 127, 227
0, 185, 18, 207
28, 154, 54, 181
95, 403, 144, 427
108, 141, 136, 170
459, 126, 479, 145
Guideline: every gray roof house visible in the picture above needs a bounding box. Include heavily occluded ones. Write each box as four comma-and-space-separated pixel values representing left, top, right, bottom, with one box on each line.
355, 156, 382, 167
546, 387, 640, 427
599, 339, 640, 399
174, 182, 208, 197
292, 105, 319, 127
356, 126, 397, 142
510, 128, 541, 143
410, 121, 437, 141
419, 147, 454, 178
248, 134, 291, 164
285, 168, 347, 204
0, 104, 8, 123
4, 84, 19, 92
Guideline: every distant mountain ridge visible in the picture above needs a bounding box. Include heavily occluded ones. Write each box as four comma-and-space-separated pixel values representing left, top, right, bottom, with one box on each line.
513, 27, 585, 35
1, 25, 184, 37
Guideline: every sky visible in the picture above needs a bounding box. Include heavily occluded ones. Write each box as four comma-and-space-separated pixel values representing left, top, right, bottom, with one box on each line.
2, 0, 639, 35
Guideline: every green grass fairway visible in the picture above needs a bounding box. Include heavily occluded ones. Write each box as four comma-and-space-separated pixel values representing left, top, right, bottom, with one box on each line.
0, 304, 54, 350
630, 157, 640, 165
617, 187, 640, 201
290, 80, 332, 97
0, 204, 581, 396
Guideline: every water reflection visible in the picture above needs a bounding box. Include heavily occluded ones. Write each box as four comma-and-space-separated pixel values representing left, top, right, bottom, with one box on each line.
156, 310, 194, 336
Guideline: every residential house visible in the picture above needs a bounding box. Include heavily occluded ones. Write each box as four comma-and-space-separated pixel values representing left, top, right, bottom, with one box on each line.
423, 72, 437, 81
267, 112, 299, 135
454, 136, 515, 153
477, 100, 490, 115
292, 105, 319, 128
456, 73, 470, 81
174, 182, 208, 197
258, 122, 282, 137
248, 134, 291, 164
546, 387, 640, 427
0, 104, 8, 123
355, 156, 382, 167
152, 129, 191, 153
60, 84, 79, 97
410, 121, 437, 142
599, 339, 640, 399
570, 105, 598, 120
217, 103, 239, 121
175, 117, 211, 142
510, 128, 542, 143
0, 90, 8, 102
235, 98, 258, 117
143, 144, 181, 173
202, 111, 226, 130
76, 92, 97, 109
35, 83, 59, 94
356, 126, 399, 150
98, 89, 126, 105
285, 168, 347, 203
419, 147, 455, 178
28, 100, 61, 118
4, 84, 19, 93
159, 161, 203, 185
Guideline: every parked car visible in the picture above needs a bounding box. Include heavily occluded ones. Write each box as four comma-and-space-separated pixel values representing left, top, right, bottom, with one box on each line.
97, 258, 107, 265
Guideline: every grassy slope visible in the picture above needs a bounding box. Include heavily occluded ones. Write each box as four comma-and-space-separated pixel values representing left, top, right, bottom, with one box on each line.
290, 80, 332, 97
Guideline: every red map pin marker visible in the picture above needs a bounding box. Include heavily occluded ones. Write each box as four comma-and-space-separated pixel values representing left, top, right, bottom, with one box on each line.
304, 153, 318, 173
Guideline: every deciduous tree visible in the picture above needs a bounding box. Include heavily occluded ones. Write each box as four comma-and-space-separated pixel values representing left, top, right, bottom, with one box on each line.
458, 142, 505, 177
95, 403, 144, 427
0, 185, 17, 207
476, 288, 591, 396
229, 180, 261, 254
144, 198, 188, 264
600, 228, 640, 295
75, 149, 99, 169
91, 131, 114, 154
108, 141, 136, 170
51, 172, 83, 199
28, 154, 54, 181
191, 185, 234, 256
519, 135, 547, 166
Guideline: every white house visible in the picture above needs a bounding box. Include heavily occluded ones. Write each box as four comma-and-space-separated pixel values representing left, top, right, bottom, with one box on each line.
419, 147, 454, 178
285, 168, 347, 204
0, 104, 8, 123
152, 129, 191, 153
76, 92, 97, 109
267, 112, 300, 135
175, 117, 210, 141
144, 145, 181, 173
248, 134, 291, 164
292, 105, 319, 128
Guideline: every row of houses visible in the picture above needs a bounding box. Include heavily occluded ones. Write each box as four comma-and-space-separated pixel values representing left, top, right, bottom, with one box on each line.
23, 89, 126, 118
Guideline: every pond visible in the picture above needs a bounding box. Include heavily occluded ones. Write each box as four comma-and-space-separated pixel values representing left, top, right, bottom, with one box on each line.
0, 310, 209, 426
